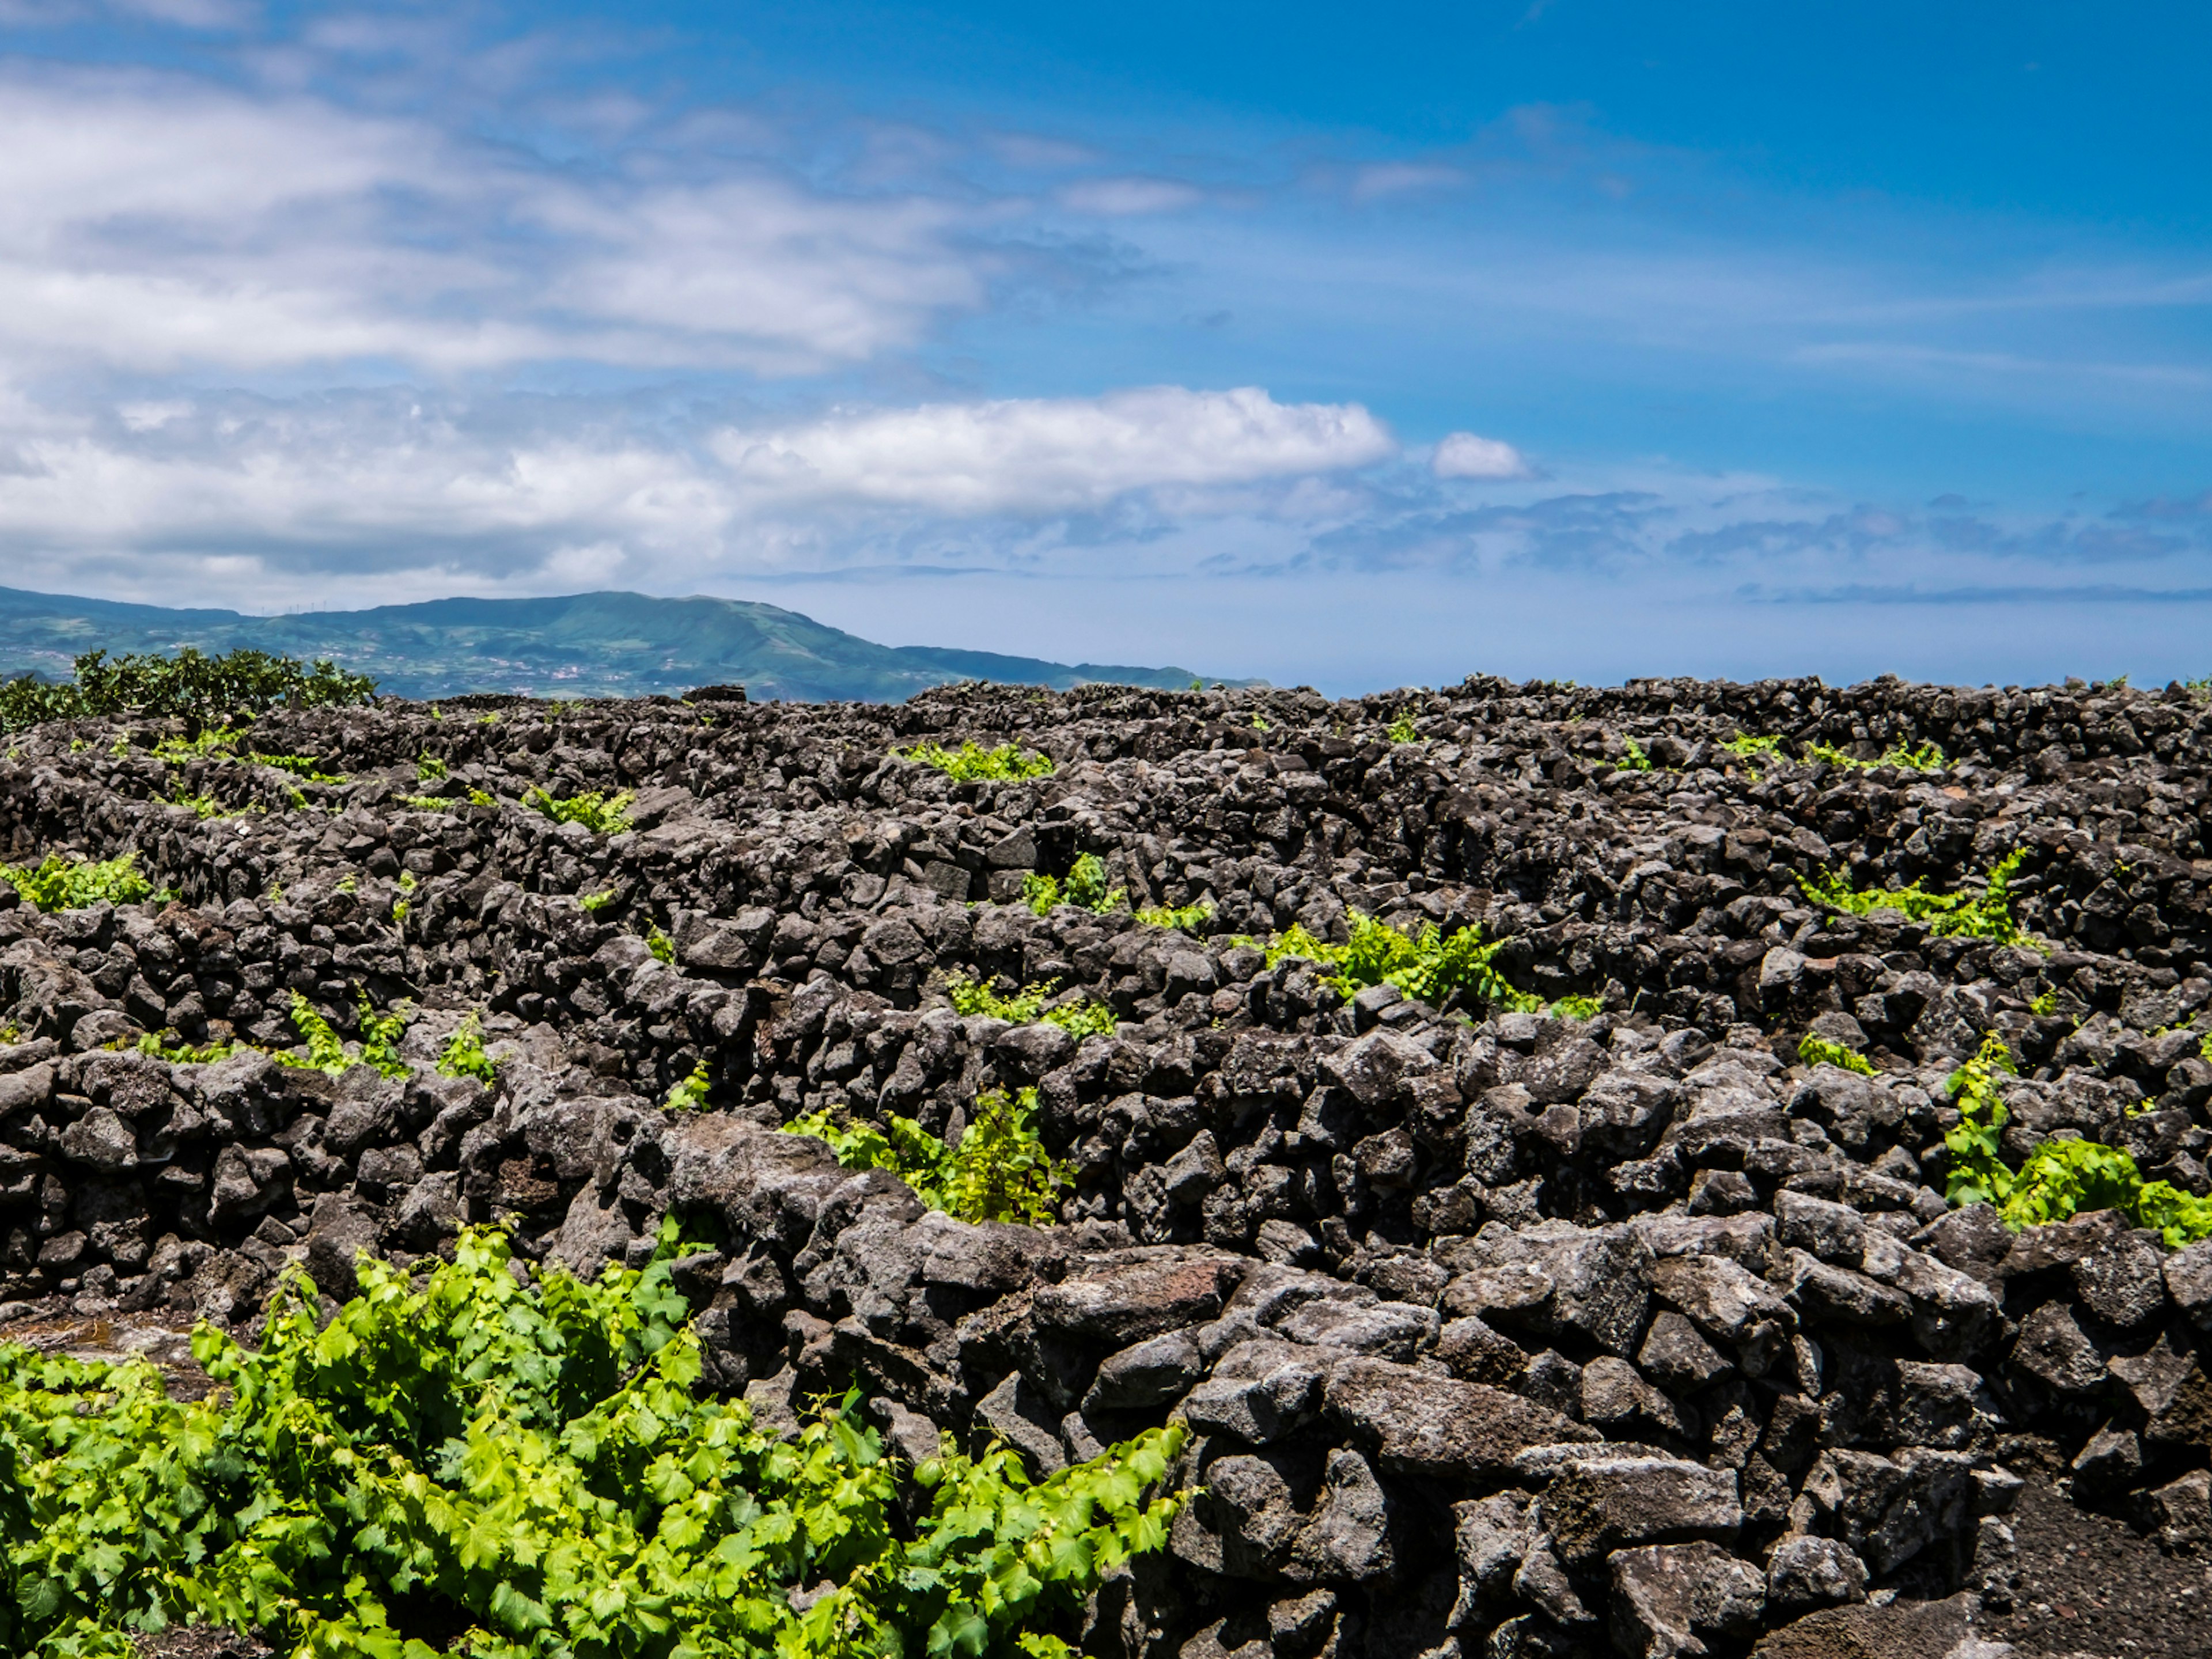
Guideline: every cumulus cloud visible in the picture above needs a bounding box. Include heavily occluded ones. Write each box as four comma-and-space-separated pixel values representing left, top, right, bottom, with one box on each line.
1432, 431, 1532, 479
715, 387, 1395, 514
0, 66, 994, 375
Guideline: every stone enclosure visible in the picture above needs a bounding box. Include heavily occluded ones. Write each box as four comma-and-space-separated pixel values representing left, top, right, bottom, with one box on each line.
3, 672, 2212, 1658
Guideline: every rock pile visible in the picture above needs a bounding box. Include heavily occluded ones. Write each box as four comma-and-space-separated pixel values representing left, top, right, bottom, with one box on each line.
3, 671, 2211, 1658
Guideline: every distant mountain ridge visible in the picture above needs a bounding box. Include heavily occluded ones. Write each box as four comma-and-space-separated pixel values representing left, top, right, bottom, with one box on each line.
0, 586, 1245, 703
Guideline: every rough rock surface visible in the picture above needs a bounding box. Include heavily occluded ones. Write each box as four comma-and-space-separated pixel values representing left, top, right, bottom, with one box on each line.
4, 672, 2212, 1657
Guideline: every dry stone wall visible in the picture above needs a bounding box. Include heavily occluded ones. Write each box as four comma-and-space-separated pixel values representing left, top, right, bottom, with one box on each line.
3, 673, 2212, 1658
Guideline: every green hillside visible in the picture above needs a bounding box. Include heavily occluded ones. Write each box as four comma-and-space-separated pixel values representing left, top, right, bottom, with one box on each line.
0, 586, 1244, 702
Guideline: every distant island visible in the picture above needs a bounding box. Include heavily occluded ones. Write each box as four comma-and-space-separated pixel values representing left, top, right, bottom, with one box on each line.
0, 586, 1250, 703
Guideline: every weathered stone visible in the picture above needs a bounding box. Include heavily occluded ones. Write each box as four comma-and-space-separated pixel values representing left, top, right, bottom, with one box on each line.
1763, 1535, 1868, 1609
2009, 1302, 2106, 1395
1539, 1454, 1741, 1564
1609, 1541, 1766, 1658
1325, 1355, 1596, 1478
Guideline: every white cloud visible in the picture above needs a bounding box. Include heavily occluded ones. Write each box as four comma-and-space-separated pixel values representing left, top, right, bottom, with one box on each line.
0, 66, 997, 376
1057, 176, 1205, 216
715, 387, 1395, 514
1433, 431, 1532, 479
1349, 162, 1466, 202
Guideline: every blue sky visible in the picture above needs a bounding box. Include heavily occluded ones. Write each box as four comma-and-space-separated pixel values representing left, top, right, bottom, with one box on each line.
3, 1, 2211, 691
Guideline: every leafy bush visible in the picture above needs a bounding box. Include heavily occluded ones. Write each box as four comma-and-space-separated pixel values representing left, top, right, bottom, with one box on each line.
135, 1033, 258, 1066
250, 751, 346, 785
399, 787, 495, 812
416, 753, 447, 781
1618, 736, 1652, 771
1723, 733, 1785, 762
1022, 853, 1123, 918
1796, 849, 2028, 943
1944, 1032, 2212, 1247
895, 740, 1055, 782
0, 646, 376, 733
1267, 912, 1548, 1013
437, 1013, 498, 1085
579, 888, 620, 913
1387, 710, 1419, 743
646, 924, 675, 964
789, 1088, 1073, 1226
945, 973, 1117, 1038
1798, 1033, 1877, 1076
664, 1060, 711, 1110
0, 1225, 1184, 1658
1134, 900, 1213, 933
1, 850, 152, 911
1547, 994, 1605, 1021
525, 786, 634, 834
276, 990, 411, 1080
1804, 738, 1945, 772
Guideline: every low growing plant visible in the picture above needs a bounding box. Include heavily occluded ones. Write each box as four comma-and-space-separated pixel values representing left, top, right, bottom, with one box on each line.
1387, 709, 1419, 743
1, 850, 153, 911
525, 786, 634, 834
1022, 852, 1123, 918
436, 1012, 498, 1085
1803, 738, 1946, 772
579, 887, 620, 913
944, 972, 1118, 1037
1619, 736, 1652, 771
664, 1060, 712, 1110
1134, 900, 1213, 933
1944, 1031, 2212, 1247
789, 1087, 1074, 1226
0, 1223, 1185, 1658
1798, 1033, 1877, 1076
895, 740, 1055, 782
1796, 848, 2029, 944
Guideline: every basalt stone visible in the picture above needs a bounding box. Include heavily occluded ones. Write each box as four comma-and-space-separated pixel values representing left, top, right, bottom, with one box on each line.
10, 670, 2212, 1659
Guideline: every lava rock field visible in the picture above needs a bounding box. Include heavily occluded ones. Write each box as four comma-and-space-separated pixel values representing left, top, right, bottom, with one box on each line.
4, 672, 2212, 1659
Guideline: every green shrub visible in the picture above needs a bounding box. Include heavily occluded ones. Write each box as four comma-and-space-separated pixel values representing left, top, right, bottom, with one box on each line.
646, 923, 675, 964
1, 850, 153, 911
416, 753, 447, 781
1619, 736, 1652, 771
1022, 853, 1123, 918
1267, 912, 1539, 1011
789, 1088, 1073, 1226
437, 1013, 497, 1085
170, 785, 263, 821
0, 1224, 1184, 1658
1944, 1032, 2212, 1247
525, 786, 634, 834
579, 888, 620, 913
1796, 848, 2028, 943
664, 1060, 711, 1110
1722, 734, 1785, 778
1134, 900, 1213, 933
251, 752, 346, 784
1798, 1033, 1877, 1076
1387, 710, 1419, 743
1804, 738, 1946, 772
135, 1033, 258, 1066
1548, 994, 1605, 1021
275, 990, 411, 1080
945, 973, 1117, 1037
894, 740, 1055, 782
0, 646, 375, 734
